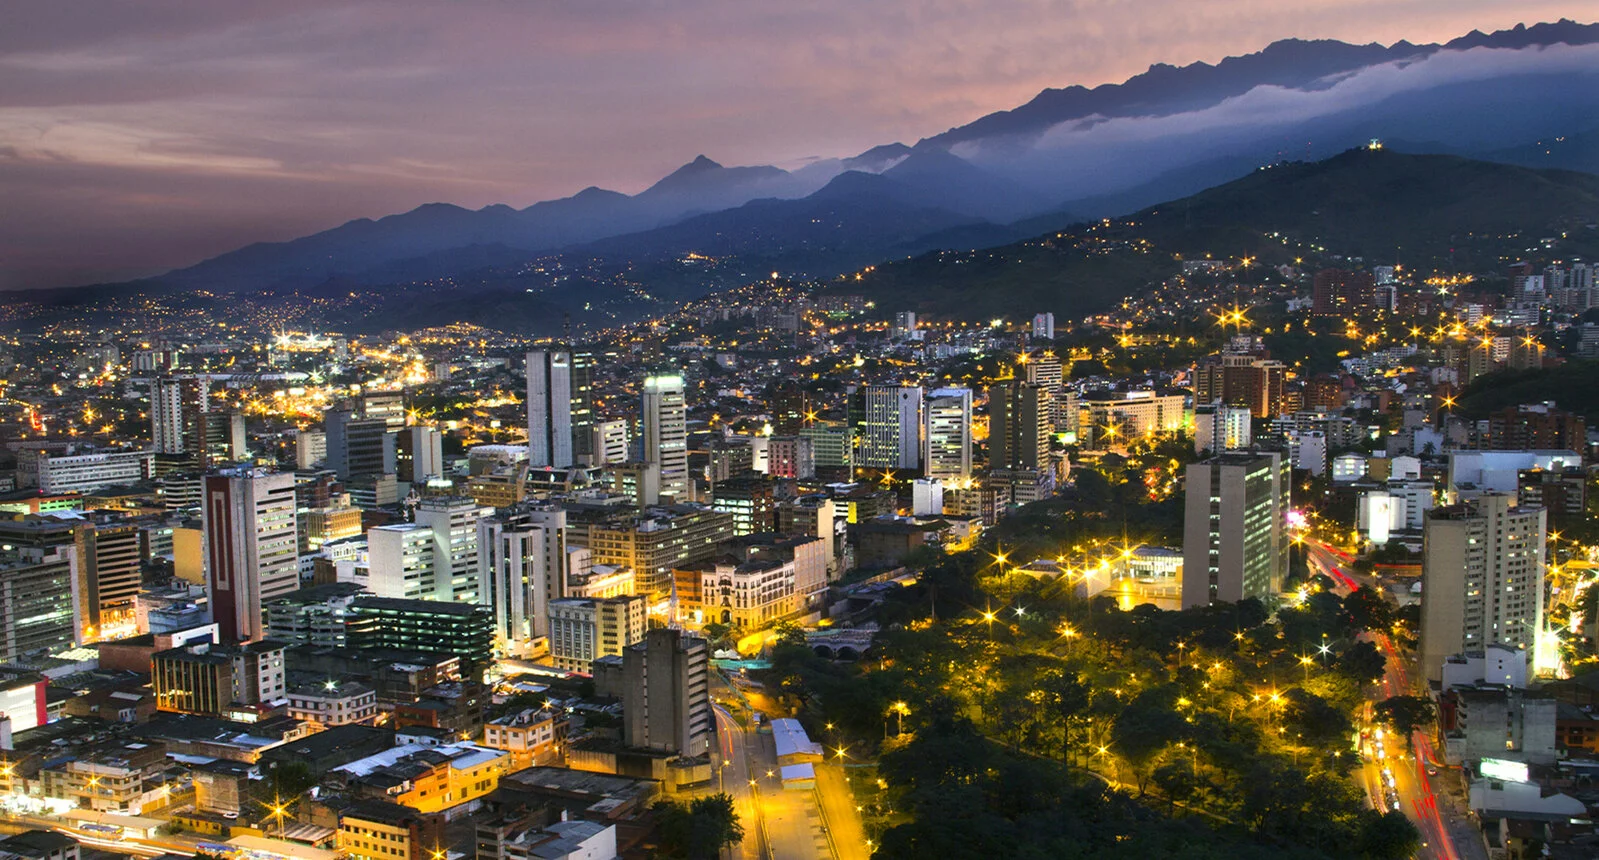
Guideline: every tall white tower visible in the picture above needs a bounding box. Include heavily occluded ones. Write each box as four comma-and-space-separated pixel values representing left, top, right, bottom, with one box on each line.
643, 372, 689, 501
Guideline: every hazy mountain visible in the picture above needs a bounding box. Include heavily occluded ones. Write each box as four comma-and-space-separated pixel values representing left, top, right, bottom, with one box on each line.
94, 19, 1599, 299
823, 149, 1599, 321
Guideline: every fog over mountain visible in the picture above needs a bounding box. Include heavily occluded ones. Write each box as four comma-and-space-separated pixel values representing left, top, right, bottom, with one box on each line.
24, 19, 1599, 295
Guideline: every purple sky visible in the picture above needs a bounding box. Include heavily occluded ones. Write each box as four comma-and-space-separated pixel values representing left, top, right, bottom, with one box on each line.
1, 1, 1590, 290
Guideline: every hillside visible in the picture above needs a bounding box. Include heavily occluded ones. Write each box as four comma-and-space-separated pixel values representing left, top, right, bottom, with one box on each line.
1458, 362, 1599, 423
824, 150, 1599, 320
1131, 148, 1599, 268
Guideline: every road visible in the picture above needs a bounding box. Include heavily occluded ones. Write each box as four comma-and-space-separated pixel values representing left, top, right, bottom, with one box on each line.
707, 671, 866, 860
1306, 540, 1486, 860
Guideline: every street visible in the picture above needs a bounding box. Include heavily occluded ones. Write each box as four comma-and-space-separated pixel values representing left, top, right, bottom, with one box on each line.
1306, 541, 1485, 860
706, 673, 869, 860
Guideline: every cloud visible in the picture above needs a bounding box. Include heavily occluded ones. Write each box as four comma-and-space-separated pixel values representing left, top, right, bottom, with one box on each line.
0, 0, 1594, 288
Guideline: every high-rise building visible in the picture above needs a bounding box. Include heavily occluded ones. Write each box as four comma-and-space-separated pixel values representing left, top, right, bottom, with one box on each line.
1031, 313, 1055, 341
150, 376, 206, 456
204, 469, 299, 643
0, 515, 137, 644
1063, 390, 1187, 450
570, 350, 597, 465
642, 372, 689, 501
478, 504, 566, 649
414, 497, 489, 604
799, 424, 853, 478
395, 426, 444, 484
770, 381, 812, 436
526, 351, 574, 468
17, 449, 155, 495
325, 408, 396, 480
547, 595, 647, 673
776, 495, 837, 576
366, 523, 438, 600
1193, 402, 1253, 455
711, 476, 776, 536
1418, 494, 1546, 684
1194, 353, 1286, 419
356, 390, 408, 432
591, 420, 630, 466
1181, 452, 1289, 609
923, 388, 973, 480
989, 380, 1051, 471
0, 545, 76, 662
766, 435, 814, 480
856, 385, 922, 470
892, 311, 918, 340
621, 628, 711, 757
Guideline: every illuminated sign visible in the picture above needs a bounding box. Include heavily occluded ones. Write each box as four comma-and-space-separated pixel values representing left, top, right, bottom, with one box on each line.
1479, 758, 1528, 783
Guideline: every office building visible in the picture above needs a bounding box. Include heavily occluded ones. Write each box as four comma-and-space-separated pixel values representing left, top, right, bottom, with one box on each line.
569, 349, 597, 465
395, 426, 444, 484
0, 545, 76, 663
79, 522, 141, 641
1194, 347, 1287, 420
621, 629, 711, 757
526, 351, 574, 468
295, 429, 327, 470
414, 496, 489, 603
366, 523, 437, 600
337, 799, 445, 860
263, 582, 365, 648
856, 385, 922, 470
710, 476, 776, 536
766, 435, 814, 480
1063, 390, 1186, 450
152, 638, 286, 716
924, 388, 973, 480
799, 424, 853, 477
17, 449, 155, 495
591, 419, 630, 466
150, 376, 204, 455
1418, 494, 1546, 684
990, 379, 1051, 470
204, 469, 299, 643
892, 311, 918, 340
346, 597, 495, 675
642, 371, 690, 501
565, 505, 735, 598
325, 408, 396, 481
479, 504, 567, 648
1181, 452, 1290, 609
1312, 268, 1377, 316
776, 495, 838, 575
547, 595, 647, 673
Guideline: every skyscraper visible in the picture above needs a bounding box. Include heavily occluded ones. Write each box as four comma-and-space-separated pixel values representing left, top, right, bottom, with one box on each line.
150, 376, 197, 454
989, 380, 1051, 471
924, 388, 973, 480
1180, 452, 1289, 609
479, 504, 567, 648
204, 469, 299, 643
526, 351, 574, 468
1418, 494, 1546, 684
642, 371, 689, 501
857, 385, 922, 470
570, 350, 597, 465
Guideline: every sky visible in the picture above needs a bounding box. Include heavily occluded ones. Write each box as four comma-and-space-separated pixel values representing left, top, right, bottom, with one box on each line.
1, 1, 1592, 290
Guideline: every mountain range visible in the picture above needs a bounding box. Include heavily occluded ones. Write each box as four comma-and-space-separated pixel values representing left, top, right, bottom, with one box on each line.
30, 18, 1599, 320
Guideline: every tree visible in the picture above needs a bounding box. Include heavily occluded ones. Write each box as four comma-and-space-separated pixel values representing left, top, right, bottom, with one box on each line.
1343, 587, 1392, 632
1358, 809, 1421, 859
1373, 695, 1435, 736
652, 794, 744, 859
